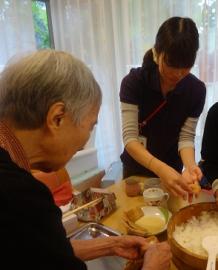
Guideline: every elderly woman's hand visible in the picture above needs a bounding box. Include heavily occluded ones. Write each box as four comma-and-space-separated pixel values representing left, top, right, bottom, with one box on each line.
111, 235, 155, 260
72, 235, 155, 261
142, 241, 172, 270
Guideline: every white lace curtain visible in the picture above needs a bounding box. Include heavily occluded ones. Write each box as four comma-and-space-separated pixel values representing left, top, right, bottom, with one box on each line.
1, 0, 218, 169
50, 0, 124, 169
0, 0, 36, 71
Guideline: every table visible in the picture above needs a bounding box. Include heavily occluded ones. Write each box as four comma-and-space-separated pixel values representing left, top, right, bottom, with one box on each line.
101, 179, 216, 270
101, 180, 178, 270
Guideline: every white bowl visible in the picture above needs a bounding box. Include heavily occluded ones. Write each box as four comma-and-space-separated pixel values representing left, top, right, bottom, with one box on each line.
137, 206, 172, 236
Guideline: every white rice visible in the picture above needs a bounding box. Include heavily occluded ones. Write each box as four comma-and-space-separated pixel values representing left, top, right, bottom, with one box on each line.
173, 211, 218, 257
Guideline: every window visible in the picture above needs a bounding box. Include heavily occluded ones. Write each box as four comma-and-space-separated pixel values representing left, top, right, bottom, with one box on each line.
32, 0, 54, 49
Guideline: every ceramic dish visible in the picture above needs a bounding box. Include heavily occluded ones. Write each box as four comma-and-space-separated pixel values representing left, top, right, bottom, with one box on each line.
138, 206, 172, 236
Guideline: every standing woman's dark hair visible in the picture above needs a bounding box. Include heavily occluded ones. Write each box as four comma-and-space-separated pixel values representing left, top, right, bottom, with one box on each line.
143, 17, 199, 69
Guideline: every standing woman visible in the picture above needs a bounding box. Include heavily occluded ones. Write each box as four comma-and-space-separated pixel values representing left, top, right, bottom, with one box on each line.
120, 17, 206, 198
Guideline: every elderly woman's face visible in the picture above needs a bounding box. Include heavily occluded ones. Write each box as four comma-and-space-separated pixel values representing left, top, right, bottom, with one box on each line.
72, 106, 99, 152
43, 105, 99, 172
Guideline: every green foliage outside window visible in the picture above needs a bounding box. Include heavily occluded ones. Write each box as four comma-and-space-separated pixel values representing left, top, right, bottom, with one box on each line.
32, 1, 51, 49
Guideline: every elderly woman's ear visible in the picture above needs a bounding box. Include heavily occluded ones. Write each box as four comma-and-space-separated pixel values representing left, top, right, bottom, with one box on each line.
46, 102, 67, 129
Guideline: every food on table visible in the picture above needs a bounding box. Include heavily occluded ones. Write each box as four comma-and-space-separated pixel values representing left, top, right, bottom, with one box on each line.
189, 181, 201, 194
123, 206, 170, 237
125, 207, 144, 222
123, 208, 149, 237
173, 210, 218, 257
135, 215, 165, 234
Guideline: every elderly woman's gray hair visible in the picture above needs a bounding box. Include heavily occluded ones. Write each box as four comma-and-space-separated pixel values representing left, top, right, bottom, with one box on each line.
0, 49, 102, 129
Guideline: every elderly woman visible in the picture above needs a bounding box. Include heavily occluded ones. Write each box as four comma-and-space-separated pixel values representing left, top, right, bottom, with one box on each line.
0, 50, 171, 269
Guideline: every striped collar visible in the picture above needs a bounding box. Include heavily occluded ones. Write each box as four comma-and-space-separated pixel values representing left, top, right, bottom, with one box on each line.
0, 121, 30, 172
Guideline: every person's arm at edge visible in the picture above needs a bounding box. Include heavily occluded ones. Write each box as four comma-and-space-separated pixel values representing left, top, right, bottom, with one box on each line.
71, 237, 172, 270
70, 235, 150, 261
179, 117, 202, 182
70, 237, 117, 261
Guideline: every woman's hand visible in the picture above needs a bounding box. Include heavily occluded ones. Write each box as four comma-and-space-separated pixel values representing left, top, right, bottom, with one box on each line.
182, 165, 202, 202
158, 164, 193, 198
142, 242, 172, 270
148, 158, 193, 198
182, 165, 202, 183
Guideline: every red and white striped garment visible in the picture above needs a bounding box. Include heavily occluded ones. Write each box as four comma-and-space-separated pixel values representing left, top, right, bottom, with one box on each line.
0, 121, 30, 172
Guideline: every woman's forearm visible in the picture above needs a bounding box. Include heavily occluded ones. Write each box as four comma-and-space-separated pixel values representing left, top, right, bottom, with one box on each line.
125, 141, 192, 197
70, 238, 115, 261
71, 235, 149, 261
180, 147, 196, 169
125, 141, 167, 175
126, 141, 153, 167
